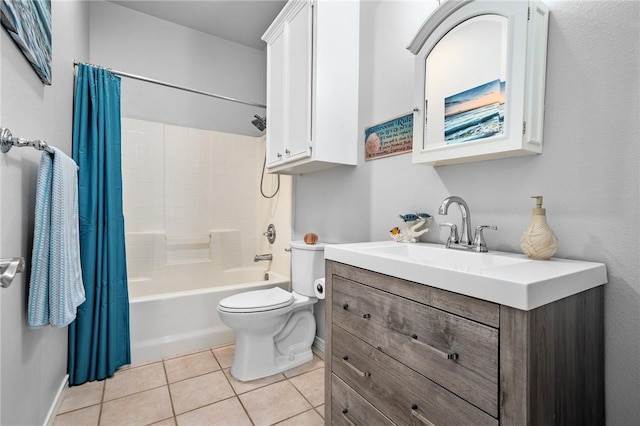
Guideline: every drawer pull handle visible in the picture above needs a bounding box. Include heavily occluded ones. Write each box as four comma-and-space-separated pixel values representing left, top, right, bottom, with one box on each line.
411, 404, 435, 426
410, 334, 459, 360
342, 303, 371, 319
342, 356, 371, 377
342, 408, 358, 426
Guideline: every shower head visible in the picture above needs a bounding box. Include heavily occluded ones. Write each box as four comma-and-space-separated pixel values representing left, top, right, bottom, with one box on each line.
251, 114, 267, 132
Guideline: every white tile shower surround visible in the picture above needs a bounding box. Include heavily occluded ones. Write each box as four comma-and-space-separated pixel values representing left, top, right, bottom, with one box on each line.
120, 118, 293, 290
54, 345, 325, 426
122, 119, 263, 275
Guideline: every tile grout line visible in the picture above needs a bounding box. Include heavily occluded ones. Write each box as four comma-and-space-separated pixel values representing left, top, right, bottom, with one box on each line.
103, 364, 176, 425
161, 358, 178, 424
272, 407, 321, 426
288, 374, 319, 411
213, 348, 256, 426
172, 396, 241, 421
59, 346, 324, 425
97, 379, 106, 426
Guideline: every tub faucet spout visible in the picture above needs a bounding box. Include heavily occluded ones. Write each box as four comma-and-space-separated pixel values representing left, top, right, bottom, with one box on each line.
254, 253, 273, 262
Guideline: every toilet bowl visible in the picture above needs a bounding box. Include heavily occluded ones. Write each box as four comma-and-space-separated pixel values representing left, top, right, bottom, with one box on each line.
217, 241, 324, 381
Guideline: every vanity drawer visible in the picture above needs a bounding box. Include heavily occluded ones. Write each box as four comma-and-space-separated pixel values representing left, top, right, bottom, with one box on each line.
332, 325, 498, 426
331, 374, 395, 426
331, 261, 500, 327
332, 275, 499, 417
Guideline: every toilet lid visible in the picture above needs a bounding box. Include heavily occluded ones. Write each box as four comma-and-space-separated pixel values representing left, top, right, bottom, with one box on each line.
218, 287, 294, 313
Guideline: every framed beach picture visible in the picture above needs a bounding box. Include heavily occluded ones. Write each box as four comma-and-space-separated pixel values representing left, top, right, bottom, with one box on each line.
444, 78, 505, 145
1, 0, 52, 85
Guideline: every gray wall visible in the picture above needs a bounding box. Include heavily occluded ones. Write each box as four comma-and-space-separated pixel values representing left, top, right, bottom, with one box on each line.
0, 1, 90, 424
89, 1, 268, 137
295, 1, 640, 423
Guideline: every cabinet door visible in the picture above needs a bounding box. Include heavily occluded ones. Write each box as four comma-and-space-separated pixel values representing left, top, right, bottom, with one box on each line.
266, 28, 286, 166
283, 0, 312, 162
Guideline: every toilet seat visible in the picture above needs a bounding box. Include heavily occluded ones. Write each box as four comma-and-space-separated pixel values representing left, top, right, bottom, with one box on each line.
218, 287, 294, 313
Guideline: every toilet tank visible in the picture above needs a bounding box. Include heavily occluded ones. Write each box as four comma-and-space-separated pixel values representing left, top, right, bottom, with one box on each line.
290, 241, 325, 297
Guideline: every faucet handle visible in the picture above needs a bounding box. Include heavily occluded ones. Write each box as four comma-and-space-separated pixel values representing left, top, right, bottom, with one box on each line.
439, 223, 459, 247
473, 225, 498, 252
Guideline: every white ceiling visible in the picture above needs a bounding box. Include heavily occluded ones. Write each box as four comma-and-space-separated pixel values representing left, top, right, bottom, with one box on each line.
108, 0, 287, 50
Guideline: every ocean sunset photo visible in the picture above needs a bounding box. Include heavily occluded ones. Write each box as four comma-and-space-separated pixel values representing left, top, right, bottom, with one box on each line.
444, 79, 505, 144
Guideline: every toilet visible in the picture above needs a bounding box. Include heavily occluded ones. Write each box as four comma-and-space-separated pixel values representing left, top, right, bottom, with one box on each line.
217, 241, 324, 381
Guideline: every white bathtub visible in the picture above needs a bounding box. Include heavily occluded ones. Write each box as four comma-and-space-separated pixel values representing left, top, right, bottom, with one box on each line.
129, 267, 289, 365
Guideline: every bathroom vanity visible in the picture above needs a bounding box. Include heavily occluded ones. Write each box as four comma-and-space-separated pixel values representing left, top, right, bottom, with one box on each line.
323, 242, 606, 425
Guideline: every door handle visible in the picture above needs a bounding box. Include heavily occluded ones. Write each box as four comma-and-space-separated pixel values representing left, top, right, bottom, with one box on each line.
1, 257, 26, 288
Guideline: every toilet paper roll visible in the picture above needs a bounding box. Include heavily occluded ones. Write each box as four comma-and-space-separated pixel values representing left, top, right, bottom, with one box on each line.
313, 278, 325, 300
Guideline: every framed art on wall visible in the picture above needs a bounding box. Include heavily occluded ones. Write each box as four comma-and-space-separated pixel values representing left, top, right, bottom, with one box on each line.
1, 0, 52, 85
364, 113, 414, 161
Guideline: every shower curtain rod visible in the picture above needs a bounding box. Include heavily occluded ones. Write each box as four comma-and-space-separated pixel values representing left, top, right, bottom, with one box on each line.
73, 61, 266, 109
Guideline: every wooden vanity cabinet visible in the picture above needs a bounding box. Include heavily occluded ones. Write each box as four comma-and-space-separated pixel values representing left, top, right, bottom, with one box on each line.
324, 260, 604, 426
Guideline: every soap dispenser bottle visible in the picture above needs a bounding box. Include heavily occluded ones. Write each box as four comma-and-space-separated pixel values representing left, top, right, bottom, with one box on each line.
520, 195, 558, 260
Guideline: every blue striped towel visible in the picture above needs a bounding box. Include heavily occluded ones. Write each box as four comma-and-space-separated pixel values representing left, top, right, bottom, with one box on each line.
28, 147, 85, 328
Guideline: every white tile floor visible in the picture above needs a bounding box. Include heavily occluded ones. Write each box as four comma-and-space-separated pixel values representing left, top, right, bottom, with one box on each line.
54, 345, 325, 426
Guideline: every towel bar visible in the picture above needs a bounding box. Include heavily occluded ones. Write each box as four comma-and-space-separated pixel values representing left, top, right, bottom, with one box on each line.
0, 127, 54, 155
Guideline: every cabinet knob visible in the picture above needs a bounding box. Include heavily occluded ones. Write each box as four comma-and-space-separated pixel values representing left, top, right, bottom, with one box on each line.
409, 333, 459, 360
285, 149, 290, 154
342, 355, 371, 377
341, 408, 357, 426
410, 403, 435, 426
277, 153, 282, 158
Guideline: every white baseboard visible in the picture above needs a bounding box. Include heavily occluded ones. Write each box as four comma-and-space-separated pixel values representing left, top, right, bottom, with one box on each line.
44, 374, 68, 426
313, 336, 325, 355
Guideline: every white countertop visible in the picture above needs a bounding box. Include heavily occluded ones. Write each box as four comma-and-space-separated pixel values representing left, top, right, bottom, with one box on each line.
324, 241, 607, 311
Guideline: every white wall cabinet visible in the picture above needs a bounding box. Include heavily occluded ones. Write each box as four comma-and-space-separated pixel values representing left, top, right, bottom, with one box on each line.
262, 0, 359, 175
408, 0, 549, 166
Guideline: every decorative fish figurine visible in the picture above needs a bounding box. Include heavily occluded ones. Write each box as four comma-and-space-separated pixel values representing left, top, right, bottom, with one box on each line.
389, 226, 404, 242
399, 212, 431, 222
392, 212, 431, 243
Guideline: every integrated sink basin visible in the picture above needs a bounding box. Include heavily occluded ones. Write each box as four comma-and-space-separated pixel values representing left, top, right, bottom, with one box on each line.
360, 243, 529, 272
324, 241, 607, 310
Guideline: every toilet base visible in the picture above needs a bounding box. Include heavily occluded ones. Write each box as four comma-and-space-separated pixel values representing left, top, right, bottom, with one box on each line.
229, 308, 316, 382
230, 347, 314, 382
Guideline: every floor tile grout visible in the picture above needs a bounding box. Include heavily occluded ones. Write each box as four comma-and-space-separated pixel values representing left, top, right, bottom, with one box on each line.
272, 407, 321, 426
212, 347, 258, 426
162, 358, 177, 424
55, 345, 325, 426
288, 372, 321, 409
98, 378, 105, 425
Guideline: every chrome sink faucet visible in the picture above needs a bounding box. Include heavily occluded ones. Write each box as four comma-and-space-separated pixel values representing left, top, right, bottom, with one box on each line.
438, 196, 497, 253
439, 196, 473, 245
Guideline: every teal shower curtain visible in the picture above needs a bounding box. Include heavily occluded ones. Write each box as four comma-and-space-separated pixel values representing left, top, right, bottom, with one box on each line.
68, 63, 130, 385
